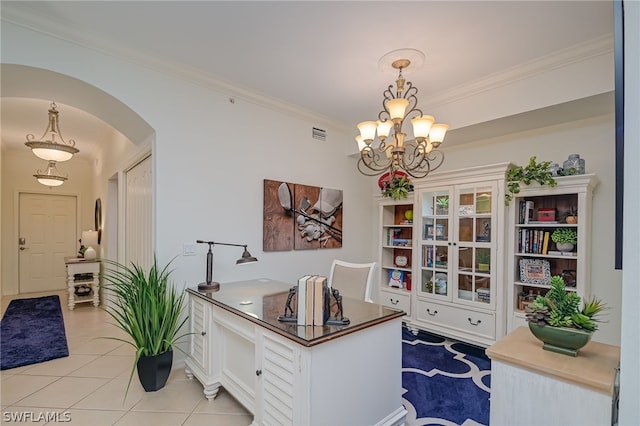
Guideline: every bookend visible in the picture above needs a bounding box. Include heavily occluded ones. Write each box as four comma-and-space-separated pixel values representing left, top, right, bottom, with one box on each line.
277, 285, 350, 325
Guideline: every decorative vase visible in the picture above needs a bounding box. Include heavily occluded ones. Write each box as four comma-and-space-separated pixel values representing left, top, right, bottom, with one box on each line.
556, 242, 574, 252
83, 246, 97, 260
566, 216, 578, 224
137, 350, 173, 392
563, 154, 585, 175
528, 323, 593, 357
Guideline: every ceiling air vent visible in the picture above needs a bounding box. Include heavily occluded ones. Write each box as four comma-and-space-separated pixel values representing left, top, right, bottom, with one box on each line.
312, 127, 327, 141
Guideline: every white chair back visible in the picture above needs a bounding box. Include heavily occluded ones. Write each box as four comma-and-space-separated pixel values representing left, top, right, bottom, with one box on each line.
328, 260, 376, 303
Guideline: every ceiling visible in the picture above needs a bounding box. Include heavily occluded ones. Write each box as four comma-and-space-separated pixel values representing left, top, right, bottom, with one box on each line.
0, 1, 614, 158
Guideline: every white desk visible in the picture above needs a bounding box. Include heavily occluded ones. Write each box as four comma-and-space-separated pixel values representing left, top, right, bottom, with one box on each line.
185, 279, 407, 426
64, 257, 100, 310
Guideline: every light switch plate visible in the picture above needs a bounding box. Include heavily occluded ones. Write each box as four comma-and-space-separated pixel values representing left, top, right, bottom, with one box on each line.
183, 243, 197, 256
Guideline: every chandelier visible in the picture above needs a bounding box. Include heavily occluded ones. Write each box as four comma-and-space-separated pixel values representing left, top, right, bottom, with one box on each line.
356, 55, 448, 179
33, 160, 67, 187
25, 102, 79, 162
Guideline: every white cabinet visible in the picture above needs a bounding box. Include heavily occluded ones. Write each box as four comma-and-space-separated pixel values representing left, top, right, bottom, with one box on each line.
406, 163, 509, 347
506, 174, 599, 332
377, 199, 415, 316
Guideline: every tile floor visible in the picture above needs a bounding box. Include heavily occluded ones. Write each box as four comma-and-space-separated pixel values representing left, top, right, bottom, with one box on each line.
1, 290, 253, 425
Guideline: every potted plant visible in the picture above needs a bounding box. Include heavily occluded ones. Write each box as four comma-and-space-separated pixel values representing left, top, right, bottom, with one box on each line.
551, 227, 577, 252
435, 196, 449, 215
505, 157, 557, 205
101, 256, 189, 397
381, 174, 414, 200
525, 275, 607, 356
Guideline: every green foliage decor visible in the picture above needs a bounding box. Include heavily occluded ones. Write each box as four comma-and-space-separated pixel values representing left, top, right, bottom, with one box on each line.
101, 256, 189, 397
525, 275, 607, 332
551, 227, 577, 244
382, 175, 414, 200
505, 156, 557, 205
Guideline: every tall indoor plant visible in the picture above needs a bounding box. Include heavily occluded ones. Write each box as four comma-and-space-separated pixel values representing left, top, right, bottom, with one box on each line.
102, 256, 189, 396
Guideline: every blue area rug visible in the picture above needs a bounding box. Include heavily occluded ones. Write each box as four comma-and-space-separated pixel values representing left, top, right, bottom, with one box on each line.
402, 327, 491, 425
1, 295, 69, 370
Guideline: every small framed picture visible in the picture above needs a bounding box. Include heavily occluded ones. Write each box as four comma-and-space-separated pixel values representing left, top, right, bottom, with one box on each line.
519, 258, 551, 285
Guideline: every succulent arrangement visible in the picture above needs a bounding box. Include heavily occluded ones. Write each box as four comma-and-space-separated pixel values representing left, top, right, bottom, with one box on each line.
505, 156, 557, 205
525, 275, 607, 332
551, 227, 577, 245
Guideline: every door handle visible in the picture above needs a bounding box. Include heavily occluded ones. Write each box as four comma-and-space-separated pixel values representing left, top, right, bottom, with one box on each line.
19, 246, 29, 251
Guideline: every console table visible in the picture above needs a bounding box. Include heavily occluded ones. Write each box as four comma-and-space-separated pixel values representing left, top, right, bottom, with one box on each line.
185, 278, 407, 426
64, 257, 100, 310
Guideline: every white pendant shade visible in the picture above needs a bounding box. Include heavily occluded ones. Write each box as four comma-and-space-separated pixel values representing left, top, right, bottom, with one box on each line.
387, 98, 409, 120
357, 121, 378, 141
36, 177, 65, 187
429, 123, 450, 143
376, 120, 393, 140
29, 144, 76, 162
411, 115, 435, 139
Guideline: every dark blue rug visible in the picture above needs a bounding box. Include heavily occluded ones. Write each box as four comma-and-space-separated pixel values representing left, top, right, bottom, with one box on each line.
402, 327, 491, 425
1, 295, 69, 370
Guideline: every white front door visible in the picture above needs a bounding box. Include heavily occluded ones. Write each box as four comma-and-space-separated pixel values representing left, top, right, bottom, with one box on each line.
19, 193, 77, 293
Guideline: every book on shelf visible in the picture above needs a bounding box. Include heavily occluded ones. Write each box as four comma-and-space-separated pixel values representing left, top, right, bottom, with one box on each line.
296, 275, 312, 326
541, 231, 550, 254
524, 201, 534, 224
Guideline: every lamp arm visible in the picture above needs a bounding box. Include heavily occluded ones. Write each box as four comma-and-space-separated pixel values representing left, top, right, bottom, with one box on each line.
196, 240, 247, 249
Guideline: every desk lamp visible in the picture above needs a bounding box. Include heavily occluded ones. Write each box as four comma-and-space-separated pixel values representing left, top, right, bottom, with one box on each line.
196, 240, 258, 292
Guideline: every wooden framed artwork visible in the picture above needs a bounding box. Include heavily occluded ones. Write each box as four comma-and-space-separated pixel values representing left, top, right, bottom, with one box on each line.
519, 258, 551, 285
263, 179, 343, 251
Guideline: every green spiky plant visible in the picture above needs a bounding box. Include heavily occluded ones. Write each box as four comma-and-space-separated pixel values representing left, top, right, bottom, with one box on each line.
525, 275, 607, 332
101, 256, 190, 398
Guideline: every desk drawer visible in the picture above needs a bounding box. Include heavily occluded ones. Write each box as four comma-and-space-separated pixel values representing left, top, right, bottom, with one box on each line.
379, 289, 410, 316
416, 299, 495, 340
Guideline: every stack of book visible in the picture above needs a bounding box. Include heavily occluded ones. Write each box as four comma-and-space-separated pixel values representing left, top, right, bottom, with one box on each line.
518, 229, 551, 254
297, 275, 328, 326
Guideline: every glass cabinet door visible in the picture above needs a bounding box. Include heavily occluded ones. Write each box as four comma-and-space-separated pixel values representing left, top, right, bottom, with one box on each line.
454, 185, 495, 306
419, 189, 450, 299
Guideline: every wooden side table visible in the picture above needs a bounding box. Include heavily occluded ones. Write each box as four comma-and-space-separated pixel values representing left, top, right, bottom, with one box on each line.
64, 257, 100, 310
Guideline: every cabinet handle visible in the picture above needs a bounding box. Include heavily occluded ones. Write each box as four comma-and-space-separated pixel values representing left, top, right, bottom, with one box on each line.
201, 331, 206, 336
255, 369, 262, 376
468, 318, 482, 326
390, 298, 399, 305
426, 309, 438, 316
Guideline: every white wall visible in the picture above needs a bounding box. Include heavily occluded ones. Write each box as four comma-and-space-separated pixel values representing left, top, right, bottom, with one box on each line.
0, 21, 373, 298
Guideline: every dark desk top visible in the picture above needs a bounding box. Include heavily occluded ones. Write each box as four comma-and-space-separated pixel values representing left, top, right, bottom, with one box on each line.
187, 278, 404, 347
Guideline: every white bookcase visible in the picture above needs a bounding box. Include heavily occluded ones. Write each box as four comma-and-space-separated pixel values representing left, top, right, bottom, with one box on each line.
506, 174, 599, 332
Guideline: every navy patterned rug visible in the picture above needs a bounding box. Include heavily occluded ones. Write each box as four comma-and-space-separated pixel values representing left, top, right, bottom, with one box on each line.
1, 295, 69, 370
402, 327, 491, 425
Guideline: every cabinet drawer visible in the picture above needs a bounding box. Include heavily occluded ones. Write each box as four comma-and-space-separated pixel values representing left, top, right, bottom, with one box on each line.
416, 299, 495, 339
379, 290, 410, 316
